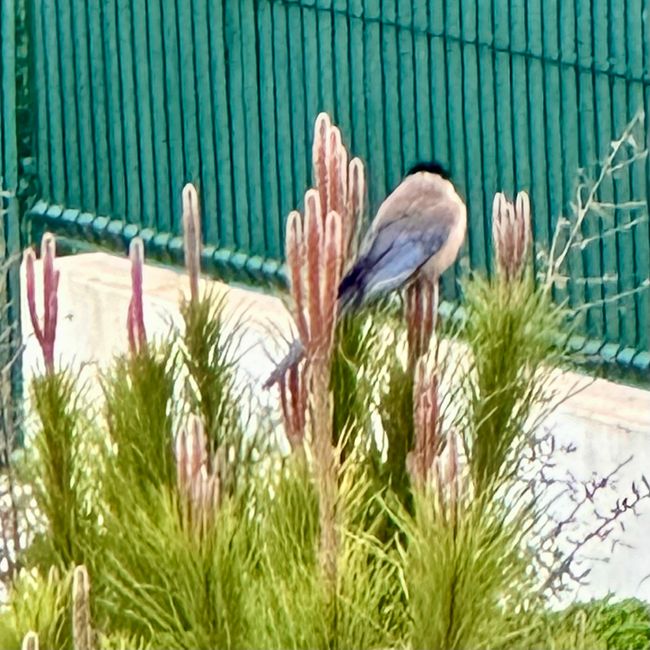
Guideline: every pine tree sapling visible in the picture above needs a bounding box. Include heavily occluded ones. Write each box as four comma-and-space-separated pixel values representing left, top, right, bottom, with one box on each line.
464, 192, 564, 493
178, 183, 252, 496
103, 238, 175, 493
23, 234, 90, 568
265, 112, 367, 618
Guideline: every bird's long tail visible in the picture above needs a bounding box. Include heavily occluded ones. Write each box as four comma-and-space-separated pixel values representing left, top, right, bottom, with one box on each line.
265, 262, 368, 390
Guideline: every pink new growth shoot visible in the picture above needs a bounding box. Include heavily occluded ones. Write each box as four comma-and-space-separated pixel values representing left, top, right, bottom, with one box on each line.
127, 238, 147, 355
24, 233, 60, 373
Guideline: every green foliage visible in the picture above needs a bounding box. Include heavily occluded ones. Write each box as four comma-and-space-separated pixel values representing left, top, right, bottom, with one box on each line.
544, 598, 650, 650
180, 293, 255, 494
91, 488, 252, 650
180, 293, 240, 448
27, 371, 91, 568
462, 275, 566, 492
399, 489, 539, 650
533, 607, 609, 650
379, 352, 413, 498
330, 311, 380, 455
0, 568, 72, 650
251, 456, 406, 649
98, 633, 152, 650
102, 345, 176, 493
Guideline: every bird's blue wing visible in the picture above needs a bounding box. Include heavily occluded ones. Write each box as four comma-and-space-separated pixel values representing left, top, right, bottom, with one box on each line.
359, 219, 450, 299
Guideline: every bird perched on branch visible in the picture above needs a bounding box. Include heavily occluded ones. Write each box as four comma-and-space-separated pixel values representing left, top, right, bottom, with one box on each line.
338, 161, 466, 313
265, 161, 466, 388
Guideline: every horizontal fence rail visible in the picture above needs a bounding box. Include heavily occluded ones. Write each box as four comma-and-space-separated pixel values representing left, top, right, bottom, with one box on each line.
23, 0, 650, 372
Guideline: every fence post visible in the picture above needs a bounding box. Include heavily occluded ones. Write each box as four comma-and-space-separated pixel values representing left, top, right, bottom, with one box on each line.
1, 0, 23, 451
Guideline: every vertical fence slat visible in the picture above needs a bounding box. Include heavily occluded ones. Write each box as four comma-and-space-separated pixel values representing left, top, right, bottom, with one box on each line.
316, 0, 335, 114
592, 0, 619, 345
271, 2, 294, 235
412, 0, 432, 163
444, 0, 466, 297
117, 0, 142, 223
31, 0, 50, 200
239, 0, 265, 256
510, 0, 531, 195
333, 0, 351, 134
192, 0, 218, 243
225, 0, 251, 250
208, 0, 234, 247
637, 0, 650, 350
87, 0, 111, 215
1, 0, 21, 406
527, 0, 551, 268
363, 0, 386, 211
397, 0, 417, 172
71, 0, 97, 210
542, 0, 568, 308
302, 2, 319, 140
56, 0, 81, 207
161, 0, 184, 232
429, 3, 449, 170
461, 0, 488, 271
131, 0, 156, 229
0, 12, 5, 176
576, 0, 605, 342
610, 0, 636, 349
256, 0, 281, 257
287, 2, 307, 211
428, 0, 456, 292
560, 0, 586, 318
44, 0, 66, 203
382, 0, 402, 191
102, 0, 127, 217
494, 0, 515, 194
177, 0, 200, 191
624, 0, 648, 355
348, 0, 368, 163
146, 0, 172, 233
477, 0, 497, 272
1, 1, 18, 170
1, 0, 19, 259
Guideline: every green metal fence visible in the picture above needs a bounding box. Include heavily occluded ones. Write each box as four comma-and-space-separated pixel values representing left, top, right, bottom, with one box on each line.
17, 0, 650, 371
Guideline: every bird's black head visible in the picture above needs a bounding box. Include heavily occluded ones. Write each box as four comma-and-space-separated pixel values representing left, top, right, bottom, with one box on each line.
406, 161, 451, 180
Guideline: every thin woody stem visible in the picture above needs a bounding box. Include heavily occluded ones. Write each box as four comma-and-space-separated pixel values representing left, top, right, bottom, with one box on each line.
546, 112, 643, 286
